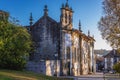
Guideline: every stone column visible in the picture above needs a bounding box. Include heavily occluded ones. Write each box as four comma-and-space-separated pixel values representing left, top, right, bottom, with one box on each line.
105, 58, 107, 69
93, 50, 96, 73
60, 30, 65, 76
57, 60, 60, 76
90, 46, 92, 73
65, 44, 67, 61
111, 58, 113, 69
117, 58, 119, 62
70, 46, 72, 75
80, 40, 83, 75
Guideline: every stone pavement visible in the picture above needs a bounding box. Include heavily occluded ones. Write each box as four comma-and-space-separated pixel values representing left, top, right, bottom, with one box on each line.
59, 72, 120, 80
104, 73, 120, 80
76, 77, 103, 80
59, 72, 104, 80
75, 72, 104, 80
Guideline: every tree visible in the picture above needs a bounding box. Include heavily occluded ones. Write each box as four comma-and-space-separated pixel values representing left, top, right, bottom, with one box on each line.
0, 11, 32, 70
98, 0, 120, 51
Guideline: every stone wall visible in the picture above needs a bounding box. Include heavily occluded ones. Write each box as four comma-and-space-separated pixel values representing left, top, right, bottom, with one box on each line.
26, 60, 60, 76
31, 16, 60, 61
26, 61, 46, 74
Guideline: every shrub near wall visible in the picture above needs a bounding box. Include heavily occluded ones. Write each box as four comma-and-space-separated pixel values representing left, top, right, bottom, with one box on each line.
113, 61, 120, 73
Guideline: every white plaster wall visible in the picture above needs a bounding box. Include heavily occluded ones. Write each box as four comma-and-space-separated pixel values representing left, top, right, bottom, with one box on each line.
74, 62, 78, 76
46, 60, 55, 76
46, 60, 60, 76
57, 60, 60, 76
117, 58, 119, 62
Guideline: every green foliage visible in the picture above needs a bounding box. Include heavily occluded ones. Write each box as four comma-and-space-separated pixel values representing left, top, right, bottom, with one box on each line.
113, 62, 120, 73
0, 19, 32, 70
98, 0, 120, 50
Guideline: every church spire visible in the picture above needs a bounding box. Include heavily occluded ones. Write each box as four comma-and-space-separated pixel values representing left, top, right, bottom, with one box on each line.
44, 5, 48, 16
29, 13, 33, 26
79, 20, 82, 32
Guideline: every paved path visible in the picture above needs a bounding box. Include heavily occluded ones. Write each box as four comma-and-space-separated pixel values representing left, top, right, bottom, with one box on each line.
75, 73, 120, 80
77, 77, 104, 80
75, 72, 104, 80
60, 72, 120, 80
77, 78, 120, 80
60, 72, 104, 80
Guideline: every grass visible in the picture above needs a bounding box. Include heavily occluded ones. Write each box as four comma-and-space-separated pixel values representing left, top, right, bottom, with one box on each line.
0, 74, 14, 80
0, 69, 73, 80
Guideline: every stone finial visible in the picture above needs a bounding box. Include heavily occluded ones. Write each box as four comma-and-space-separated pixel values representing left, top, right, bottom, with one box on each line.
88, 30, 90, 36
62, 3, 65, 8
93, 35, 94, 38
44, 5, 48, 16
29, 13, 33, 26
79, 20, 82, 32
65, 0, 69, 7
70, 7, 73, 11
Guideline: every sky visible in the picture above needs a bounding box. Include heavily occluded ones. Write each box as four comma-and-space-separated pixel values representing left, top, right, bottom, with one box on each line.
0, 0, 112, 50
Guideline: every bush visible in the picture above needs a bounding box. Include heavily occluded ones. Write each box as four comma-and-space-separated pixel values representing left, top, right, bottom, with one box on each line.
113, 62, 120, 73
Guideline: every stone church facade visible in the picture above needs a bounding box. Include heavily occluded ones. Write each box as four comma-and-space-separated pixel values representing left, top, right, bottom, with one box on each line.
26, 1, 96, 76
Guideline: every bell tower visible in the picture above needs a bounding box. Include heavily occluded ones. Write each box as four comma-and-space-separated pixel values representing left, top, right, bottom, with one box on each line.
60, 0, 73, 29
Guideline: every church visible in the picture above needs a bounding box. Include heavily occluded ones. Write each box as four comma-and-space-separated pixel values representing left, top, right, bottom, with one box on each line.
26, 1, 96, 76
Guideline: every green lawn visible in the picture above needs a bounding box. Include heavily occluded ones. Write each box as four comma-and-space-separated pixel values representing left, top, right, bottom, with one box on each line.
0, 74, 14, 80
0, 69, 73, 80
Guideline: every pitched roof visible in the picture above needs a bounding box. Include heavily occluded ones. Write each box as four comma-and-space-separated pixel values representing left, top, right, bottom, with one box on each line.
104, 49, 120, 58
33, 15, 57, 27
